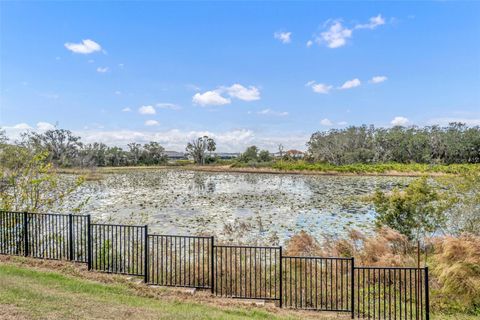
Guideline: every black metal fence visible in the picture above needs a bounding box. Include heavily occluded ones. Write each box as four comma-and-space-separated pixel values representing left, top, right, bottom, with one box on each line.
0, 211, 430, 319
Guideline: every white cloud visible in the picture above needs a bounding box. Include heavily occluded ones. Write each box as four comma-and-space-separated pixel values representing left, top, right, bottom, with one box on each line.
313, 15, 385, 49
96, 67, 109, 73
337, 121, 348, 126
138, 105, 156, 115
306, 40, 313, 48
36, 122, 55, 131
274, 31, 292, 44
13, 123, 32, 130
225, 84, 260, 101
144, 120, 159, 126
339, 78, 361, 90
306, 81, 333, 94
355, 14, 386, 30
193, 91, 231, 106
257, 109, 289, 117
320, 118, 333, 126
391, 116, 409, 126
318, 21, 352, 48
370, 75, 388, 84
156, 103, 181, 110
64, 39, 102, 54
115, 90, 122, 95
122, 107, 131, 112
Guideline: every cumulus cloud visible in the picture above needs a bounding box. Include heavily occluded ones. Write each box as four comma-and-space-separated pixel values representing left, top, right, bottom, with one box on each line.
391, 116, 409, 126
311, 15, 386, 49
193, 91, 231, 106
370, 76, 388, 84
306, 81, 333, 94
339, 78, 361, 90
192, 84, 260, 106
355, 14, 385, 30
96, 67, 109, 73
317, 21, 352, 48
320, 118, 333, 126
36, 122, 55, 130
64, 39, 102, 54
224, 84, 260, 101
13, 123, 32, 130
122, 107, 131, 112
257, 109, 289, 117
145, 120, 159, 126
274, 31, 292, 44
138, 105, 156, 115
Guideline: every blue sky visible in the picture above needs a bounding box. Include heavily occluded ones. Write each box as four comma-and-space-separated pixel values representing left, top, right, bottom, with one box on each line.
1, 1, 479, 152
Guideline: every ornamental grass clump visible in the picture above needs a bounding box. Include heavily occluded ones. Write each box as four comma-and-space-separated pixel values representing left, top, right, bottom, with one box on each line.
430, 234, 480, 315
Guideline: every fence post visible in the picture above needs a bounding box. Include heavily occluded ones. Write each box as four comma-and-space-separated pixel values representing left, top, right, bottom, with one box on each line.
210, 236, 215, 294
425, 267, 430, 320
144, 225, 149, 283
68, 214, 74, 261
87, 215, 92, 270
23, 212, 29, 257
279, 246, 283, 308
351, 257, 355, 319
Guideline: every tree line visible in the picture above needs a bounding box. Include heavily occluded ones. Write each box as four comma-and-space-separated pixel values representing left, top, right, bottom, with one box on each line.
307, 123, 480, 165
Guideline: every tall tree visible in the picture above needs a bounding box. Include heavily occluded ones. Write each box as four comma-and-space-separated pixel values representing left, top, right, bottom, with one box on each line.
185, 136, 216, 165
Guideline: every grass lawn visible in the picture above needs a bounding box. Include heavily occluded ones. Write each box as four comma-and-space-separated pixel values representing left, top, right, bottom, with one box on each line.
0, 257, 475, 320
0, 257, 337, 320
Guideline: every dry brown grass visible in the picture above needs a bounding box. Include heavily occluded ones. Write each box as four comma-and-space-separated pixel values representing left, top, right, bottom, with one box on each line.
430, 234, 480, 313
286, 227, 415, 267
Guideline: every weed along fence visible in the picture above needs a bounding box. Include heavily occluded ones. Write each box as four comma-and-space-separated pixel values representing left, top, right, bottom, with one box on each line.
0, 211, 430, 319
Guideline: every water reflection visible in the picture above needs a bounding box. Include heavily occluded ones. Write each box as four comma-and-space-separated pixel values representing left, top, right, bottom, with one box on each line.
60, 170, 413, 245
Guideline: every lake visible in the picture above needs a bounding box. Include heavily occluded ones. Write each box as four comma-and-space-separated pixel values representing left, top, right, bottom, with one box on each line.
61, 169, 412, 245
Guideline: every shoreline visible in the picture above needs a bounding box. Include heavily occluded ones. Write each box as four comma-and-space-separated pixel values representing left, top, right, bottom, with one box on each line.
58, 164, 456, 177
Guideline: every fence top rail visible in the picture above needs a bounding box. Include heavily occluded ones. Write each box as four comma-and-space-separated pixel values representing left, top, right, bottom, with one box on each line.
214, 244, 282, 249
354, 266, 427, 270
91, 223, 146, 228
149, 234, 212, 239
283, 255, 353, 261
1, 211, 88, 218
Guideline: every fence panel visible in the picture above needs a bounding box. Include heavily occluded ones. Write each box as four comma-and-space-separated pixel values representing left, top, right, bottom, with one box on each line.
91, 224, 146, 276
148, 235, 212, 288
27, 213, 70, 260
0, 211, 25, 256
214, 245, 281, 301
282, 256, 353, 312
354, 267, 428, 320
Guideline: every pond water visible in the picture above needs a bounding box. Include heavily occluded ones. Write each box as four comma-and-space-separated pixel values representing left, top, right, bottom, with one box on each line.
61, 169, 413, 245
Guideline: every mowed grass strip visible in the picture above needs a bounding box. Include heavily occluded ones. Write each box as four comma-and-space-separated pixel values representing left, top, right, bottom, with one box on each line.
0, 263, 296, 320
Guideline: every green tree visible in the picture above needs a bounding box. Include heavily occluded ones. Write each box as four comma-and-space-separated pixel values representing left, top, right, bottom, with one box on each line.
258, 150, 272, 162
372, 177, 446, 241
239, 146, 259, 162
185, 136, 216, 165
0, 141, 84, 212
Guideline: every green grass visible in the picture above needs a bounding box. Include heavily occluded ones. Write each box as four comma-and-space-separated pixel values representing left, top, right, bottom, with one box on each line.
0, 263, 298, 320
269, 161, 480, 174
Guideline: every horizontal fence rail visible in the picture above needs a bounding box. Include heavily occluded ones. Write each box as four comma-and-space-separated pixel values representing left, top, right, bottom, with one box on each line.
0, 211, 430, 319
283, 256, 353, 312
148, 235, 213, 289
214, 245, 281, 301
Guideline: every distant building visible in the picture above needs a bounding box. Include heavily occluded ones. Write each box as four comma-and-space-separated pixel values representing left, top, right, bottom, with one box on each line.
285, 149, 305, 159
214, 152, 240, 159
164, 151, 186, 159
